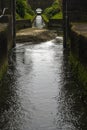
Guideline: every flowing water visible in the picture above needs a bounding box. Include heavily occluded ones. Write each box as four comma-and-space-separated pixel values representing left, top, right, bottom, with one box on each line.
0, 39, 87, 130
33, 15, 45, 28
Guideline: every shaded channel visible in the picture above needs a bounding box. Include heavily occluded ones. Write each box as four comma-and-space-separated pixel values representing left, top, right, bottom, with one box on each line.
0, 39, 87, 130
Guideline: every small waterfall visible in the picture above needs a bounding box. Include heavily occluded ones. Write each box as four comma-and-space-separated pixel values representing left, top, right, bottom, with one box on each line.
33, 8, 45, 28
33, 15, 45, 28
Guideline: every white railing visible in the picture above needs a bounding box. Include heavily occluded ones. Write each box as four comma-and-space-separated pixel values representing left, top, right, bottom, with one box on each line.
0, 8, 8, 18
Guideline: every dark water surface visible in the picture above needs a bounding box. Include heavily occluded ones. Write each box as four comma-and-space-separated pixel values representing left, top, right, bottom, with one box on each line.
0, 39, 87, 130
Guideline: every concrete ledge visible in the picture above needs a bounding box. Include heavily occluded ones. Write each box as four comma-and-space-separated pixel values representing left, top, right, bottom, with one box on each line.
0, 23, 8, 31
71, 23, 87, 38
16, 19, 32, 31
16, 28, 57, 43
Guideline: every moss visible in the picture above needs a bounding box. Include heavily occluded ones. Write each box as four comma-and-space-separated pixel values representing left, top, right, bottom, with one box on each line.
16, 0, 35, 20
42, 0, 62, 20
42, 14, 49, 23
51, 11, 63, 19
24, 13, 35, 21
69, 52, 87, 90
16, 13, 22, 20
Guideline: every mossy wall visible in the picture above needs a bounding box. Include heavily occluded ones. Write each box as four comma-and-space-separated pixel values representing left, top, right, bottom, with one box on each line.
0, 25, 8, 80
69, 25, 87, 89
0, 0, 15, 80
16, 19, 32, 31
69, 53, 87, 90
70, 25, 87, 63
0, 16, 13, 80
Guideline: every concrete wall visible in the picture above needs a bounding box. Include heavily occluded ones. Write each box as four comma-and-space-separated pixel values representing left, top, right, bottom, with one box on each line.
0, 14, 14, 80
66, 0, 87, 60
0, 0, 15, 80
69, 24, 87, 88
47, 19, 63, 28
0, 0, 11, 13
62, 0, 87, 22
62, 0, 87, 47
16, 19, 32, 31
0, 23, 9, 80
0, 15, 14, 49
70, 25, 87, 63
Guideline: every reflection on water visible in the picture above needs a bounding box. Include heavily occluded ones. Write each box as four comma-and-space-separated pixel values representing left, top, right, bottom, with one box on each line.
0, 39, 87, 130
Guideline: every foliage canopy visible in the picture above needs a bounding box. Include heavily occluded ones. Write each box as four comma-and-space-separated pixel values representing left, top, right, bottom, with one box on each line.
16, 0, 35, 20
43, 0, 62, 20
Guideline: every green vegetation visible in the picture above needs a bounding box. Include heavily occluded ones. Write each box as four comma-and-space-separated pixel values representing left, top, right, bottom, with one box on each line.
51, 12, 63, 19
42, 0, 62, 21
69, 53, 87, 89
16, 0, 35, 21
42, 14, 49, 23
16, 13, 21, 20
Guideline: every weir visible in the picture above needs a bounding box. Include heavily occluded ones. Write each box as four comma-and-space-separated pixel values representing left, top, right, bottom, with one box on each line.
33, 8, 45, 28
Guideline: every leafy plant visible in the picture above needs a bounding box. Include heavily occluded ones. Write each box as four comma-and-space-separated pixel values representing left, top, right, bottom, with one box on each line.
43, 0, 62, 20
16, 0, 26, 18
16, 0, 35, 20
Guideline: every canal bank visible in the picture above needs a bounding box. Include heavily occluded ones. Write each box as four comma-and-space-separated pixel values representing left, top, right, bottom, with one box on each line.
0, 22, 13, 80
69, 23, 87, 90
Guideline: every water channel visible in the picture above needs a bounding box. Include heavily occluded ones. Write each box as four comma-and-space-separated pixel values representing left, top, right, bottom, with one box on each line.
0, 14, 87, 130
0, 38, 87, 130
